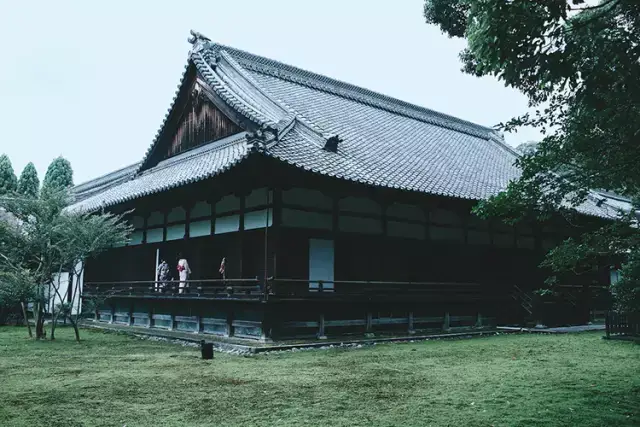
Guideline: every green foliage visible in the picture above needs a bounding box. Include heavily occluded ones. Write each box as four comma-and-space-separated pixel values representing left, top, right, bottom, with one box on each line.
614, 251, 640, 312
0, 269, 36, 310
0, 191, 132, 339
16, 162, 39, 198
42, 156, 73, 196
0, 154, 17, 196
515, 141, 539, 156
425, 0, 640, 308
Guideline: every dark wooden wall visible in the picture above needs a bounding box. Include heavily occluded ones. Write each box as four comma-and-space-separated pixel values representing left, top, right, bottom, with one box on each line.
85, 156, 596, 294
166, 82, 242, 158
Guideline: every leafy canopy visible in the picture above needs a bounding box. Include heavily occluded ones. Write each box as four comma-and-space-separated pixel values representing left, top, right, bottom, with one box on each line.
0, 154, 18, 196
17, 162, 39, 199
424, 0, 640, 309
0, 190, 132, 338
42, 156, 73, 195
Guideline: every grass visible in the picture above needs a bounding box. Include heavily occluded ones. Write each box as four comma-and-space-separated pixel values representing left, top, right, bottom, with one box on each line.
0, 327, 638, 427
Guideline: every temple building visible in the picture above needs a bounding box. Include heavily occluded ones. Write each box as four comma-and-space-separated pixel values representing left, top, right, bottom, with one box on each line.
71, 31, 622, 340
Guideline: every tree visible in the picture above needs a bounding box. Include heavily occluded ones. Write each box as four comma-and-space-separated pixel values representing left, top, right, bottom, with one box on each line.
424, 0, 640, 310
0, 154, 18, 195
0, 190, 131, 340
17, 162, 39, 198
42, 156, 73, 196
515, 141, 539, 157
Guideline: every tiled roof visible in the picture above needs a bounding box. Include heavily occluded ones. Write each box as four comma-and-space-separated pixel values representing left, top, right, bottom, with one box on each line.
67, 33, 626, 219
69, 133, 249, 212
72, 162, 140, 203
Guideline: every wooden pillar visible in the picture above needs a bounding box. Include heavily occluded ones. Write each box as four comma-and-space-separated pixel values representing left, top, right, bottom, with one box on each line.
195, 314, 202, 334
318, 313, 327, 339
109, 305, 115, 324
365, 311, 373, 336
259, 308, 272, 342
332, 191, 340, 236
238, 192, 246, 278
147, 306, 153, 328
128, 304, 134, 327
184, 203, 192, 239
408, 311, 415, 334
162, 210, 168, 242
225, 311, 233, 337
443, 312, 450, 331
262, 187, 272, 299
209, 196, 217, 238
475, 312, 483, 328
271, 187, 282, 279
169, 313, 175, 331
142, 213, 148, 244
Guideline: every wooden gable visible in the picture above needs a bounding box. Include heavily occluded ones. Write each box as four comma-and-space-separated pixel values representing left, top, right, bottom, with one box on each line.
141, 72, 244, 171
166, 80, 243, 158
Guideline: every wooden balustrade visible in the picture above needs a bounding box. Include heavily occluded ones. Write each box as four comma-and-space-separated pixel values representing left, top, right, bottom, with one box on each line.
82, 278, 263, 300
267, 278, 493, 301
83, 277, 503, 302
605, 311, 640, 337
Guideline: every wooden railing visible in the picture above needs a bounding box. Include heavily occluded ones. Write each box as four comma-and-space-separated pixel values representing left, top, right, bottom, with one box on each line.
84, 278, 506, 302
266, 279, 496, 301
83, 278, 263, 300
605, 311, 640, 337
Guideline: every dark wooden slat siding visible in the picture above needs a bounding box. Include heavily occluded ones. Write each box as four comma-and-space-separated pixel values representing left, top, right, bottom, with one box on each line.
166, 87, 242, 158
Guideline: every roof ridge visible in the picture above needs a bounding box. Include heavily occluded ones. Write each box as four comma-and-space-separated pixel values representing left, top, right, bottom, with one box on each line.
73, 162, 140, 190
208, 43, 496, 140
213, 49, 330, 140
192, 51, 276, 128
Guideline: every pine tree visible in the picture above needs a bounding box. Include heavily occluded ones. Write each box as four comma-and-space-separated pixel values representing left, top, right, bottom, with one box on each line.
0, 154, 18, 196
17, 162, 40, 198
42, 157, 73, 195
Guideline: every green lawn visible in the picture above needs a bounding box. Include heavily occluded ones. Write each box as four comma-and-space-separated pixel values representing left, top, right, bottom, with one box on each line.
0, 327, 638, 427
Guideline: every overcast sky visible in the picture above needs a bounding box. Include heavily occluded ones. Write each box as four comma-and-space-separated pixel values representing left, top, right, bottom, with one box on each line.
0, 0, 541, 185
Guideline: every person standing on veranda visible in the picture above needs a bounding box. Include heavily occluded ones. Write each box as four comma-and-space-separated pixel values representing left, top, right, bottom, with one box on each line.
177, 253, 191, 294
156, 259, 170, 292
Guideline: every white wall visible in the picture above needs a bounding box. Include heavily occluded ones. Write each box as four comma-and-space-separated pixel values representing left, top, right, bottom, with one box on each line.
47, 261, 83, 315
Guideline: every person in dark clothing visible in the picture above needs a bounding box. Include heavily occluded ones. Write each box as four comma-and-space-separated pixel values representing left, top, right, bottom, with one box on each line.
156, 259, 170, 292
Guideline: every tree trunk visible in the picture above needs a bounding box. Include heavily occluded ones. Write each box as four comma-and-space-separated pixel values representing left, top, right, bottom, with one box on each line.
34, 303, 46, 339
50, 313, 57, 340
20, 302, 32, 338
68, 315, 80, 342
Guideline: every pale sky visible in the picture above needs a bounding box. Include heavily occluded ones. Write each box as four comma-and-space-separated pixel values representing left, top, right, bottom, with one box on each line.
0, 0, 540, 185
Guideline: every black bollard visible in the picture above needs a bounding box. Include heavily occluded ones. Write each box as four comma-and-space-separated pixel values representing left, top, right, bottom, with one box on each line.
200, 340, 214, 360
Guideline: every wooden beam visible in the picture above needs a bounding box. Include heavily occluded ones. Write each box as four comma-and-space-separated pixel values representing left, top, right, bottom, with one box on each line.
162, 210, 168, 242
146, 306, 153, 328
318, 313, 327, 339
408, 311, 415, 334
225, 311, 233, 337
142, 214, 148, 244
169, 312, 175, 331
475, 312, 483, 328
238, 191, 246, 278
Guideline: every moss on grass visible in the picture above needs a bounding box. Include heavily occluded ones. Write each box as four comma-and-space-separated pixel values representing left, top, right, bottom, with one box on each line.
0, 327, 638, 426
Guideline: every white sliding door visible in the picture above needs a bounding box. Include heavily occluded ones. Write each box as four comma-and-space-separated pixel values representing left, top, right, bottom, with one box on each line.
309, 239, 334, 292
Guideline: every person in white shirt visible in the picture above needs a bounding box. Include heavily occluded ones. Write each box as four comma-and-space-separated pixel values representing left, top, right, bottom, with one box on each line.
176, 252, 191, 294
